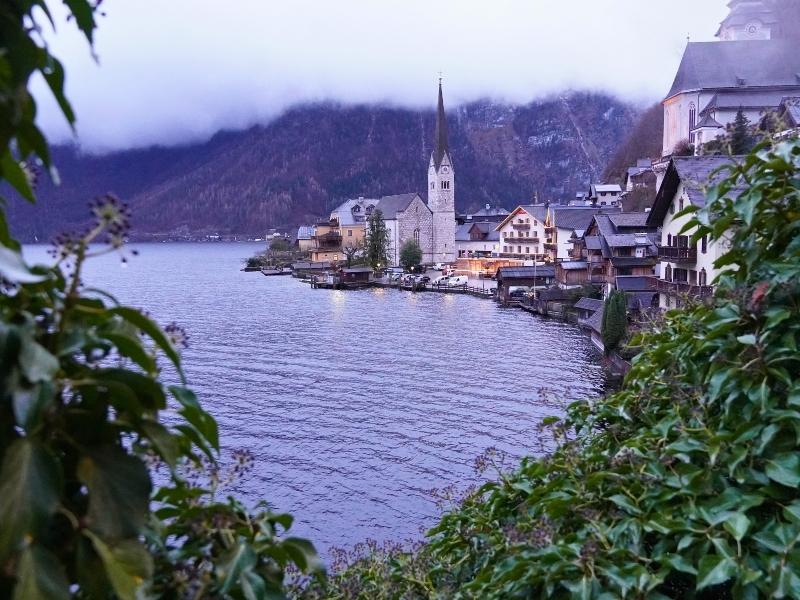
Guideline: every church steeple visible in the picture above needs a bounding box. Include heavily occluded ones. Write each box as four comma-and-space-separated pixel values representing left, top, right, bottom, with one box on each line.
432, 80, 451, 171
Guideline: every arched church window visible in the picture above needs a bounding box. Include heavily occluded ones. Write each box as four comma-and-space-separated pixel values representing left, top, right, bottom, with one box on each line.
414, 228, 420, 243
688, 103, 696, 133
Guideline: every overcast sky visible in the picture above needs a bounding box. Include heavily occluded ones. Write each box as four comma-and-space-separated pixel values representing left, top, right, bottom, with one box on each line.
33, 0, 730, 153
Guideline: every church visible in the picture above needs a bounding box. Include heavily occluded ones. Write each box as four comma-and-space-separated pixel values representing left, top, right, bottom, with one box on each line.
324, 82, 457, 267
662, 0, 800, 156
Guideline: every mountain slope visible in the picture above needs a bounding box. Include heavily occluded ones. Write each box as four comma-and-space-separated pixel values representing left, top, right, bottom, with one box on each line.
7, 92, 640, 240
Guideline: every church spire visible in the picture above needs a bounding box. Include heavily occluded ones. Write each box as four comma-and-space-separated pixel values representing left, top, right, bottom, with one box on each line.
433, 80, 450, 170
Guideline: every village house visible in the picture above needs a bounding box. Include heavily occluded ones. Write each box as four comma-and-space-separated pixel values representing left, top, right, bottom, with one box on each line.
495, 204, 621, 264
662, 0, 800, 157
296, 226, 315, 252
309, 220, 343, 263
623, 159, 655, 192
455, 221, 500, 258
573, 212, 659, 297
456, 203, 510, 225
589, 184, 622, 207
646, 155, 738, 309
495, 265, 556, 302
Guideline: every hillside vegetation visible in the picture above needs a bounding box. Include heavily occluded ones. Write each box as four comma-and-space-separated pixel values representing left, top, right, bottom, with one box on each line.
6, 95, 638, 240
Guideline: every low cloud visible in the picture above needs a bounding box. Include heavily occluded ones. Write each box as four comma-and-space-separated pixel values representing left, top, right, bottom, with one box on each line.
33, 0, 728, 153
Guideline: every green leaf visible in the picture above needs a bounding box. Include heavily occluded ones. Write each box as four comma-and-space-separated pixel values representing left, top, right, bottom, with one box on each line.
217, 542, 257, 594
0, 440, 61, 558
765, 453, 800, 488
737, 334, 757, 345
0, 245, 44, 283
170, 386, 219, 452
140, 419, 180, 468
723, 512, 751, 542
13, 545, 70, 600
84, 531, 152, 600
77, 446, 151, 539
99, 332, 157, 373
95, 368, 166, 411
696, 555, 736, 590
108, 307, 183, 378
281, 537, 323, 573
608, 494, 641, 515
18, 337, 59, 383
0, 150, 35, 203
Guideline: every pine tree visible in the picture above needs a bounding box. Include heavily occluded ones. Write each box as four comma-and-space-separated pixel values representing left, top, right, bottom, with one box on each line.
602, 290, 628, 352
365, 209, 391, 269
730, 108, 754, 155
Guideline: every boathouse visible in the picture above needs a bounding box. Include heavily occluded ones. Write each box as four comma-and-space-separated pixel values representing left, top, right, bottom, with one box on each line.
495, 265, 555, 302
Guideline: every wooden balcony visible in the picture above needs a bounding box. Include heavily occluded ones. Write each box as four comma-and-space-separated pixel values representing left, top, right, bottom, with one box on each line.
658, 246, 697, 262
511, 222, 531, 230
653, 278, 713, 298
503, 237, 539, 244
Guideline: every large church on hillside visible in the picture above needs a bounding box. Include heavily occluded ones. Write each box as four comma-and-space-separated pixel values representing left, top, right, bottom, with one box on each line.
325, 82, 457, 266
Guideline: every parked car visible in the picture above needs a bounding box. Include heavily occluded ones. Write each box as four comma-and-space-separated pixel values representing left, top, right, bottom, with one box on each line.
432, 275, 450, 286
509, 287, 528, 299
390, 273, 404, 282
415, 275, 431, 284
401, 274, 416, 284
447, 275, 469, 287
432, 263, 445, 271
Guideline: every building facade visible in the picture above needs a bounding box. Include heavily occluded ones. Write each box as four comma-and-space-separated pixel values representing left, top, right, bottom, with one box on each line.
646, 157, 734, 308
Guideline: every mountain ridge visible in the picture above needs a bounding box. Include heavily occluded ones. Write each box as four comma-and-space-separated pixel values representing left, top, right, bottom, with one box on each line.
7, 91, 643, 241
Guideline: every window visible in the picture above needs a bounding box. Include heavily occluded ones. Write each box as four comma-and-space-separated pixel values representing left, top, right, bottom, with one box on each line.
503, 246, 508, 253
517, 246, 522, 254
701, 235, 707, 254
441, 181, 450, 190
699, 268, 707, 286
665, 264, 673, 281
348, 229, 353, 237
525, 247, 530, 254
679, 197, 684, 211
430, 182, 435, 190
667, 233, 672, 246
414, 228, 420, 243
689, 102, 697, 143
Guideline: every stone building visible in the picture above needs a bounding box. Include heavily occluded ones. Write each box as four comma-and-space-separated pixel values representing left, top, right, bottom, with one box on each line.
427, 81, 457, 264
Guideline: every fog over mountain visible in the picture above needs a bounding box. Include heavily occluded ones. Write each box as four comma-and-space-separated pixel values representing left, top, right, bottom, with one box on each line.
33, 0, 729, 152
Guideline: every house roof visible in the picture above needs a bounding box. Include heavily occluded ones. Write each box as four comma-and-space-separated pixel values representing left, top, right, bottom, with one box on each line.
342, 267, 374, 273
559, 261, 588, 270
575, 297, 604, 312
585, 306, 605, 334
665, 40, 800, 101
585, 236, 603, 250
375, 193, 422, 219
296, 226, 315, 240
779, 96, 800, 127
646, 156, 743, 227
497, 265, 556, 280
626, 292, 658, 311
607, 212, 651, 229
496, 204, 621, 233
455, 221, 500, 242
591, 184, 622, 194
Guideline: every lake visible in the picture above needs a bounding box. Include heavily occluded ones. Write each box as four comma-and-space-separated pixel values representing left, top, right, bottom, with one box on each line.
23, 242, 608, 554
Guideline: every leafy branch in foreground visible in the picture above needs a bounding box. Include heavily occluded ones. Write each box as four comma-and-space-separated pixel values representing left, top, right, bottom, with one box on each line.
298, 141, 800, 598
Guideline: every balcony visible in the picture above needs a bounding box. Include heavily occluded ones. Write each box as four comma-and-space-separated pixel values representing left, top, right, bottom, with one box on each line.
503, 237, 539, 244
658, 246, 697, 263
511, 222, 531, 230
654, 278, 713, 299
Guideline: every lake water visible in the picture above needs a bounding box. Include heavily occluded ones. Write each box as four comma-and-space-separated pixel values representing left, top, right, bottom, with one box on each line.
23, 243, 607, 555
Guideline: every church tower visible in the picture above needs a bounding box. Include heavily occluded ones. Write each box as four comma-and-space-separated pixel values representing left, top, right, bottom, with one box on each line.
716, 0, 777, 40
428, 81, 456, 264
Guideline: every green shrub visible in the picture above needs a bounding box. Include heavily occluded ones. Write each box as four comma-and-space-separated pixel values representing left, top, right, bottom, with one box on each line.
300, 141, 800, 598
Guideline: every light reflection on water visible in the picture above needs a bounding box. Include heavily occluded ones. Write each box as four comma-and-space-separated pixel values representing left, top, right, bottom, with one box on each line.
23, 242, 608, 554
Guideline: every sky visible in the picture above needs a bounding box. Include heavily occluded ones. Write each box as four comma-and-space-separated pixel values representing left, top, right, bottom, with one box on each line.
33, 0, 730, 153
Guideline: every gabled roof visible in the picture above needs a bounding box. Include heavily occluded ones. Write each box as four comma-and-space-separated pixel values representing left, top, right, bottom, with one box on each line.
455, 221, 499, 242
496, 204, 621, 232
497, 265, 556, 280
559, 261, 588, 271
296, 226, 315, 240
607, 212, 651, 229
665, 40, 800, 101
591, 184, 622, 194
375, 193, 423, 219
693, 113, 724, 131
616, 276, 656, 292
575, 297, 604, 312
647, 156, 743, 227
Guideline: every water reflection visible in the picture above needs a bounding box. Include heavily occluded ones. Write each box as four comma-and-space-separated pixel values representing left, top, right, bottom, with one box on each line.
23, 243, 608, 554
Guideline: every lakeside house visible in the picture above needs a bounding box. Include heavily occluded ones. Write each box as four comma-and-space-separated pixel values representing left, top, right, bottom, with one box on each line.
495, 266, 556, 302
455, 221, 500, 258
646, 155, 739, 309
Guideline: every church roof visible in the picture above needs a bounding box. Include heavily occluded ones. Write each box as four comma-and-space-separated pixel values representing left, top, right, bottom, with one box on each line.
375, 193, 422, 219
432, 82, 451, 170
692, 113, 724, 130
717, 0, 778, 36
665, 40, 800, 101
702, 89, 791, 113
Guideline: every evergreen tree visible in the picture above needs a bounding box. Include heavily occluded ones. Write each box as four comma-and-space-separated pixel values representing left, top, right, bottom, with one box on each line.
730, 108, 754, 155
399, 239, 423, 271
365, 209, 391, 269
601, 290, 628, 352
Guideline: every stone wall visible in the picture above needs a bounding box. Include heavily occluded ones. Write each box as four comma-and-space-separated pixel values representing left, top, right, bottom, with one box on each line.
396, 195, 434, 265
